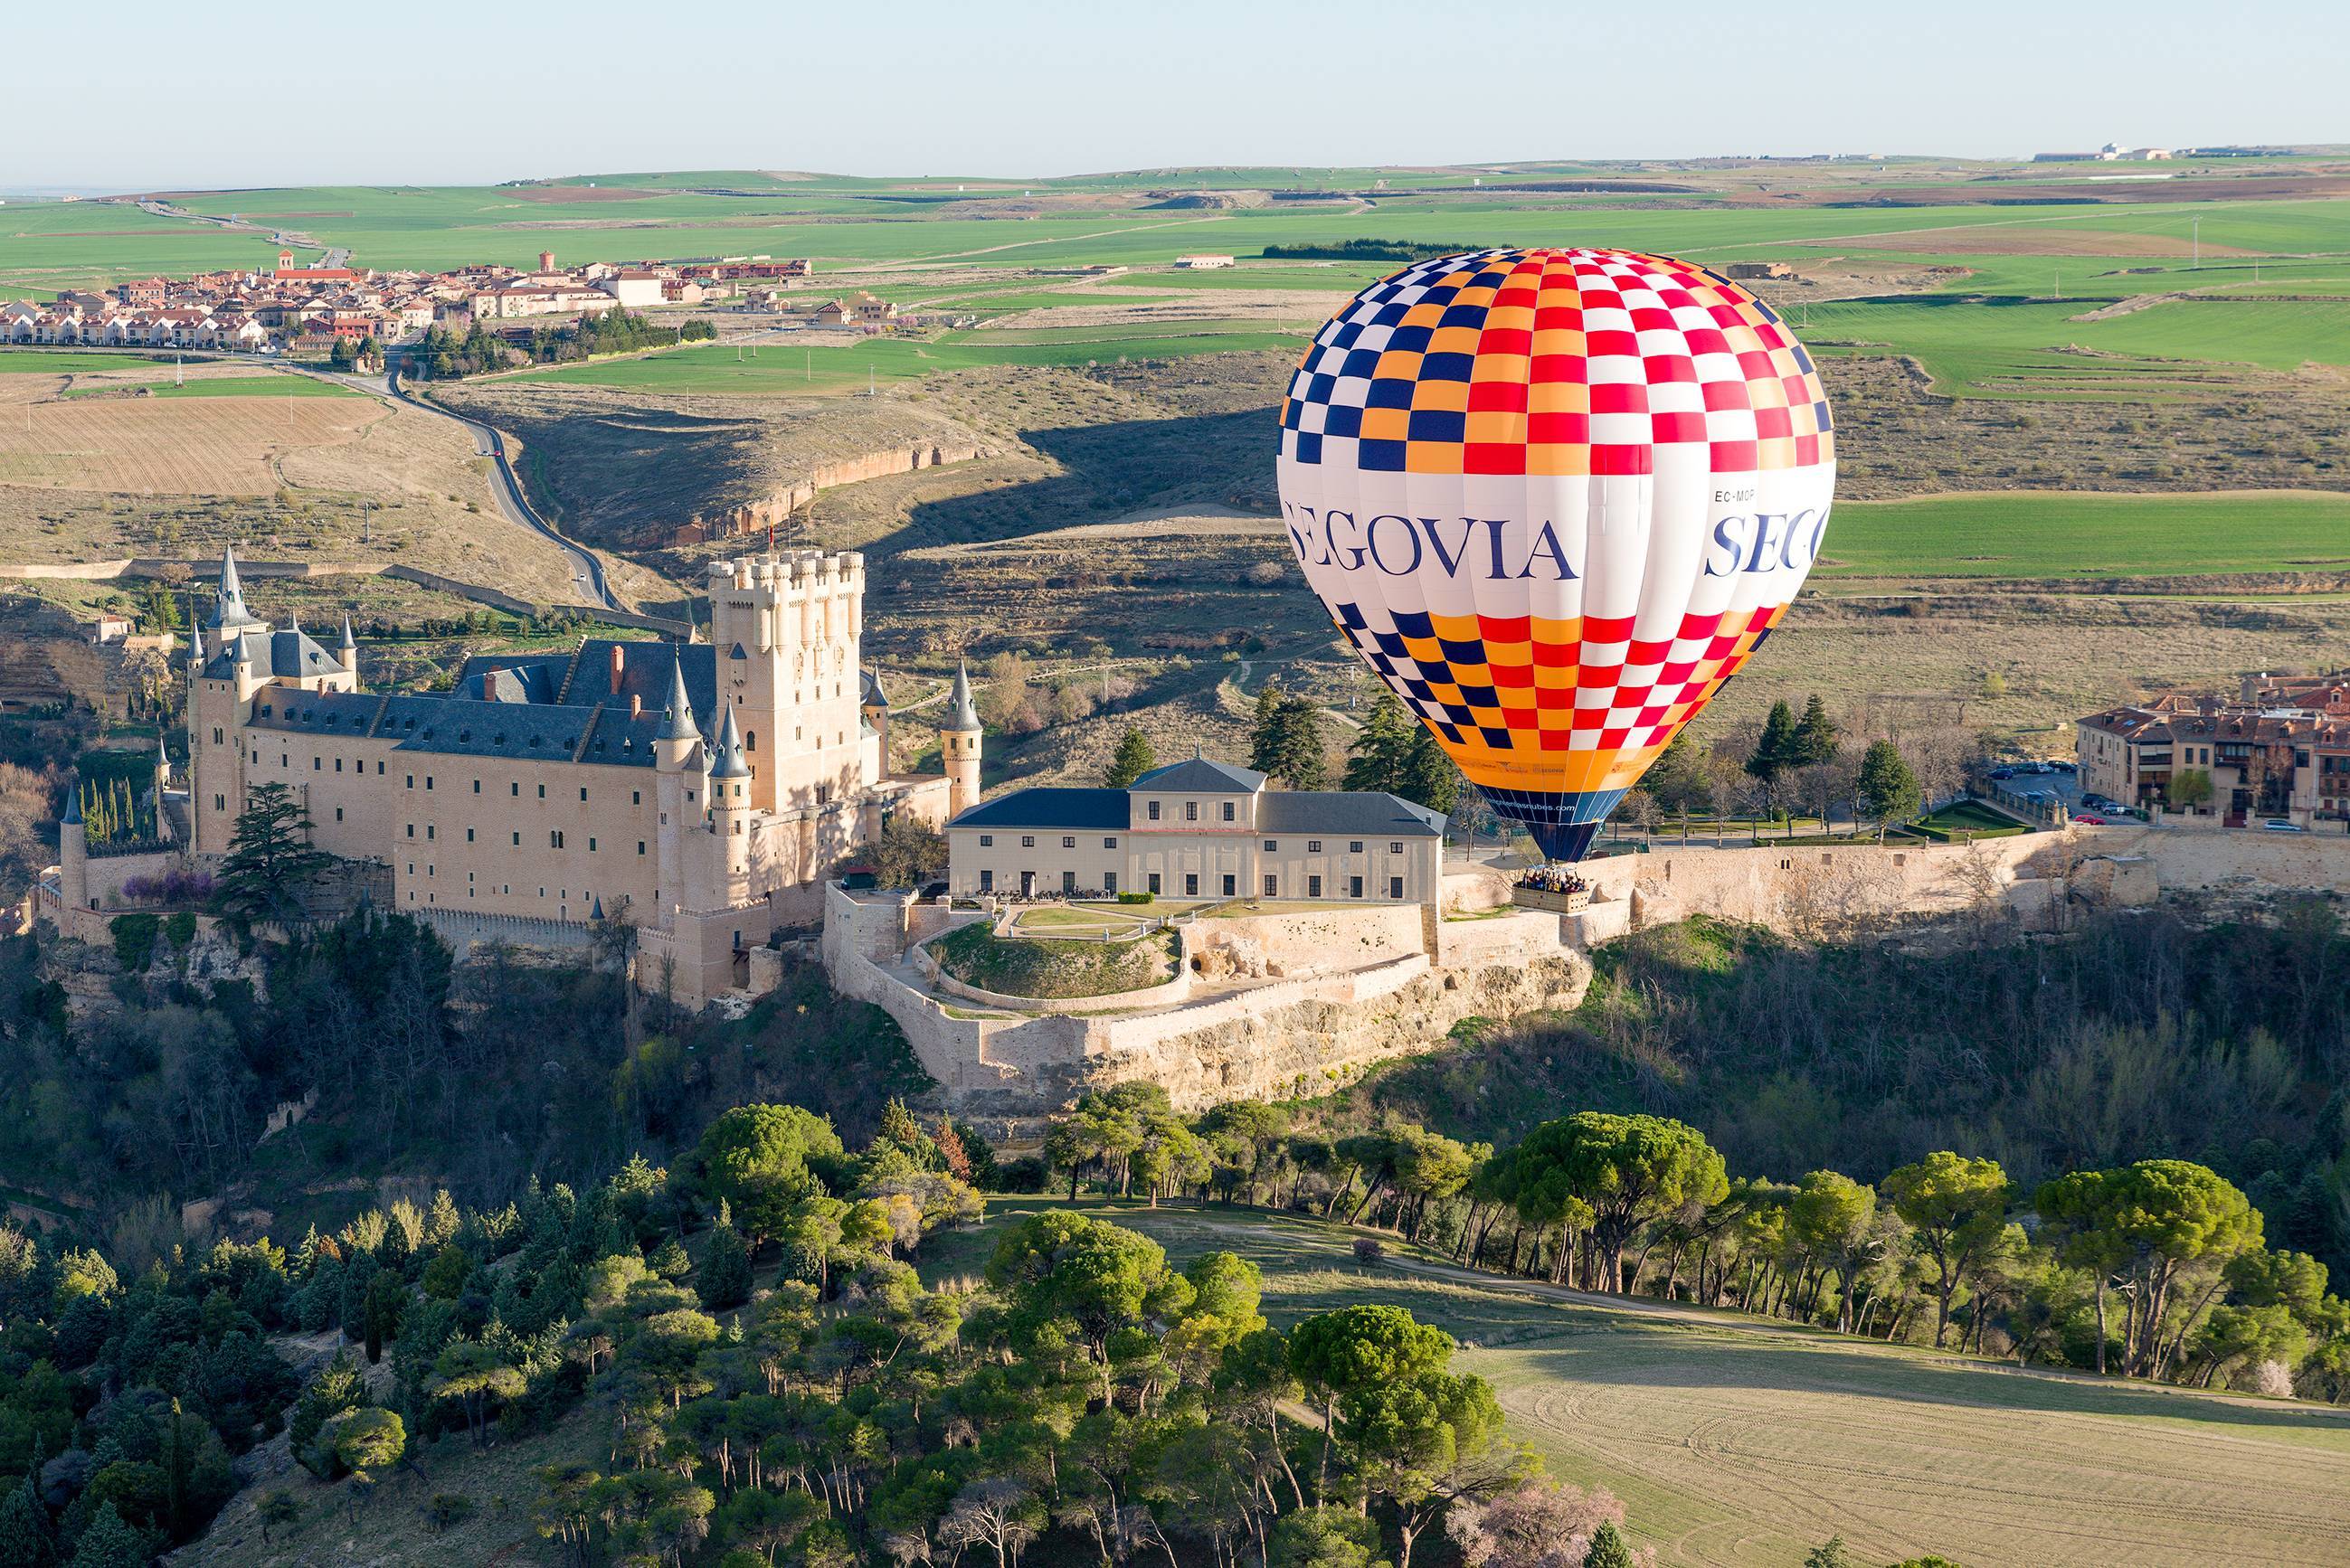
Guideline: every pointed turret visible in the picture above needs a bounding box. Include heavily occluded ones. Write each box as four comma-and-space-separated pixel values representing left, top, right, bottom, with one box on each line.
339, 612, 355, 652
211, 544, 260, 633
940, 660, 982, 819
711, 702, 752, 780
943, 660, 980, 734
187, 620, 205, 670
62, 788, 81, 826
156, 734, 172, 789
657, 657, 696, 741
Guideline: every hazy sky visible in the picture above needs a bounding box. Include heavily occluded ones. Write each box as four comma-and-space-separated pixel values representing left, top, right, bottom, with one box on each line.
7, 0, 2344, 191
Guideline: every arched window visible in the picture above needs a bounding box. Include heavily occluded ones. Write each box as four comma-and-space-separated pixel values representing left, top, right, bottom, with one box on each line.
745, 730, 756, 752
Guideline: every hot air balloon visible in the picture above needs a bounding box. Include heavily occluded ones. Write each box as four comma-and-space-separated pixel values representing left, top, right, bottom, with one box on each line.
1276, 247, 1835, 863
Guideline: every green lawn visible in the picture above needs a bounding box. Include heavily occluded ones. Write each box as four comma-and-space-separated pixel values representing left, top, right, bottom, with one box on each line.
1821, 490, 2350, 578
0, 349, 180, 374
508, 325, 1308, 395
148, 374, 363, 399
927, 1197, 2350, 1568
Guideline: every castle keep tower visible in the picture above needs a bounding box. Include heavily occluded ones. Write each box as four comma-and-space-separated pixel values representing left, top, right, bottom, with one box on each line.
706, 551, 867, 816
941, 661, 982, 820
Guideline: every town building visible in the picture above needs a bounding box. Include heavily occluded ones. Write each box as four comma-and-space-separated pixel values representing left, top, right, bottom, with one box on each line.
185, 545, 963, 1003
1173, 254, 1235, 269
2077, 674, 2350, 827
943, 755, 1445, 906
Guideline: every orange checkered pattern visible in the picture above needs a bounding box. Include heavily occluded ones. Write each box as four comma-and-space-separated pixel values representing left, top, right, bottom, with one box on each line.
1280, 247, 1833, 477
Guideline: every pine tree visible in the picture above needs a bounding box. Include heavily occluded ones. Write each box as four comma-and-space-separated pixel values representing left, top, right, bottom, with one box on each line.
1583, 1521, 1636, 1568
697, 1206, 753, 1312
1342, 694, 1413, 795
1247, 684, 1289, 777
1103, 727, 1156, 789
214, 780, 332, 923
62, 1502, 147, 1568
1791, 693, 1839, 768
1857, 740, 1922, 842
0, 1443, 55, 1568
877, 1098, 925, 1153
1397, 723, 1458, 814
1748, 700, 1799, 783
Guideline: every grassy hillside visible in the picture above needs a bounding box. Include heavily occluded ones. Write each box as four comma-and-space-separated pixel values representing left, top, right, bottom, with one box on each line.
917, 1198, 2350, 1568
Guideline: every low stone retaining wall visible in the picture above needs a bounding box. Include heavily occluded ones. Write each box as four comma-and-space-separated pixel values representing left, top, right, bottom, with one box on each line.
911, 939, 1192, 1015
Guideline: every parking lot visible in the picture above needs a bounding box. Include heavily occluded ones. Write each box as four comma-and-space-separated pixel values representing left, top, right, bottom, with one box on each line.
1986, 760, 2117, 821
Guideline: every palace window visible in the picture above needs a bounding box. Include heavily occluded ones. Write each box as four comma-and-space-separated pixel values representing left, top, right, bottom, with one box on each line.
1221, 801, 1235, 822
1148, 801, 1161, 821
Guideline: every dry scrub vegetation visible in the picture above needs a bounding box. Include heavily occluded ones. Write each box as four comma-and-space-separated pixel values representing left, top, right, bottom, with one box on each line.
0, 382, 594, 602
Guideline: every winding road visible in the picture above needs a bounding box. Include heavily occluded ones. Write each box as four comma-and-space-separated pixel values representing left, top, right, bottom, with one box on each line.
312, 359, 617, 610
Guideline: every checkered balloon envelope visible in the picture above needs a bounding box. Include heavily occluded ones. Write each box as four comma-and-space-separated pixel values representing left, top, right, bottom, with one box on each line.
1275, 246, 1837, 863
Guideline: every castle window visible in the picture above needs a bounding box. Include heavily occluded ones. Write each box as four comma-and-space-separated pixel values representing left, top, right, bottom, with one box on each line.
551, 830, 564, 848
1389, 842, 1403, 854
427, 826, 435, 840
467, 828, 474, 842
425, 777, 433, 790
1264, 839, 1277, 852
472, 779, 480, 793
1265, 874, 1279, 897
1221, 802, 1235, 822
1148, 801, 1161, 821
746, 731, 755, 751
980, 835, 993, 847
511, 781, 519, 796
213, 728, 223, 743
335, 759, 343, 772
405, 775, 413, 789
580, 788, 588, 802
1062, 836, 1076, 849
406, 824, 414, 838
588, 838, 596, 851
313, 757, 319, 770
638, 841, 646, 855
335, 807, 343, 822
1350, 841, 1363, 853
377, 761, 384, 775
1308, 875, 1322, 897
537, 784, 545, 799
1021, 836, 1036, 848
632, 790, 640, 805
512, 832, 520, 845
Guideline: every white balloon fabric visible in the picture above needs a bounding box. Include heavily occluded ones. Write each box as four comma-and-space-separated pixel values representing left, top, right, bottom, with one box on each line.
1276, 247, 1836, 861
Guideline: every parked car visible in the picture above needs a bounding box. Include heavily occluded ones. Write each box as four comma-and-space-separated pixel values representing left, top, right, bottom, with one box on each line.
2052, 760, 2077, 772
1988, 767, 2015, 780
2074, 814, 2107, 826
2264, 818, 2306, 833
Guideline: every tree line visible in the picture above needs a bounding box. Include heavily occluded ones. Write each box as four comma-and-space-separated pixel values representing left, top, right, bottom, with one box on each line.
409, 314, 715, 381
1033, 1082, 2350, 1400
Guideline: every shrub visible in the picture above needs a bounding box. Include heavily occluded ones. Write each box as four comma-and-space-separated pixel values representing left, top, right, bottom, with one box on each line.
110, 912, 161, 973
1116, 891, 1154, 905
1352, 1237, 1385, 1267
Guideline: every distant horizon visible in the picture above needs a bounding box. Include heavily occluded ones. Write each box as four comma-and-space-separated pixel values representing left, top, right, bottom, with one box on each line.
5, 142, 2345, 204
5, 0, 2343, 193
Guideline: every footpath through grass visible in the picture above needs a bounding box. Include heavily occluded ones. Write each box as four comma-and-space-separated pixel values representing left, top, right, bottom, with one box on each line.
931, 1196, 2350, 1568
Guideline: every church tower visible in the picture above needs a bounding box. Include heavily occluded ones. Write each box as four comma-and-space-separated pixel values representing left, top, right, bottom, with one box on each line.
940, 661, 982, 820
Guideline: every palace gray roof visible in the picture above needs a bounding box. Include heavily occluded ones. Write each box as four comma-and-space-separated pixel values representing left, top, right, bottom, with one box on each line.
950, 788, 1131, 831
245, 687, 667, 768
203, 624, 347, 683
946, 782, 1444, 836
1131, 757, 1267, 793
1258, 792, 1445, 837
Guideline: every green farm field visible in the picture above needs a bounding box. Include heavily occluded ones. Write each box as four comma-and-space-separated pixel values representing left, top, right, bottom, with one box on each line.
0, 349, 182, 374
921, 1198, 2350, 1568
507, 324, 1310, 394
1820, 490, 2350, 579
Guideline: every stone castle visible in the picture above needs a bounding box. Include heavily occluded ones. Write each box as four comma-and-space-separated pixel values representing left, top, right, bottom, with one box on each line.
177, 546, 979, 1003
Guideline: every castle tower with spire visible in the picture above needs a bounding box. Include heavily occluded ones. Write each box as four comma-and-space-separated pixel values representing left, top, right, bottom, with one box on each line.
940, 661, 982, 820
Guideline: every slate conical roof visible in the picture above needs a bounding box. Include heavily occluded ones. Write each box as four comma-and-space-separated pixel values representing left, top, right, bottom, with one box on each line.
211, 544, 261, 632
943, 660, 980, 732
710, 702, 752, 780
657, 656, 696, 741
339, 611, 356, 650
62, 788, 81, 826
